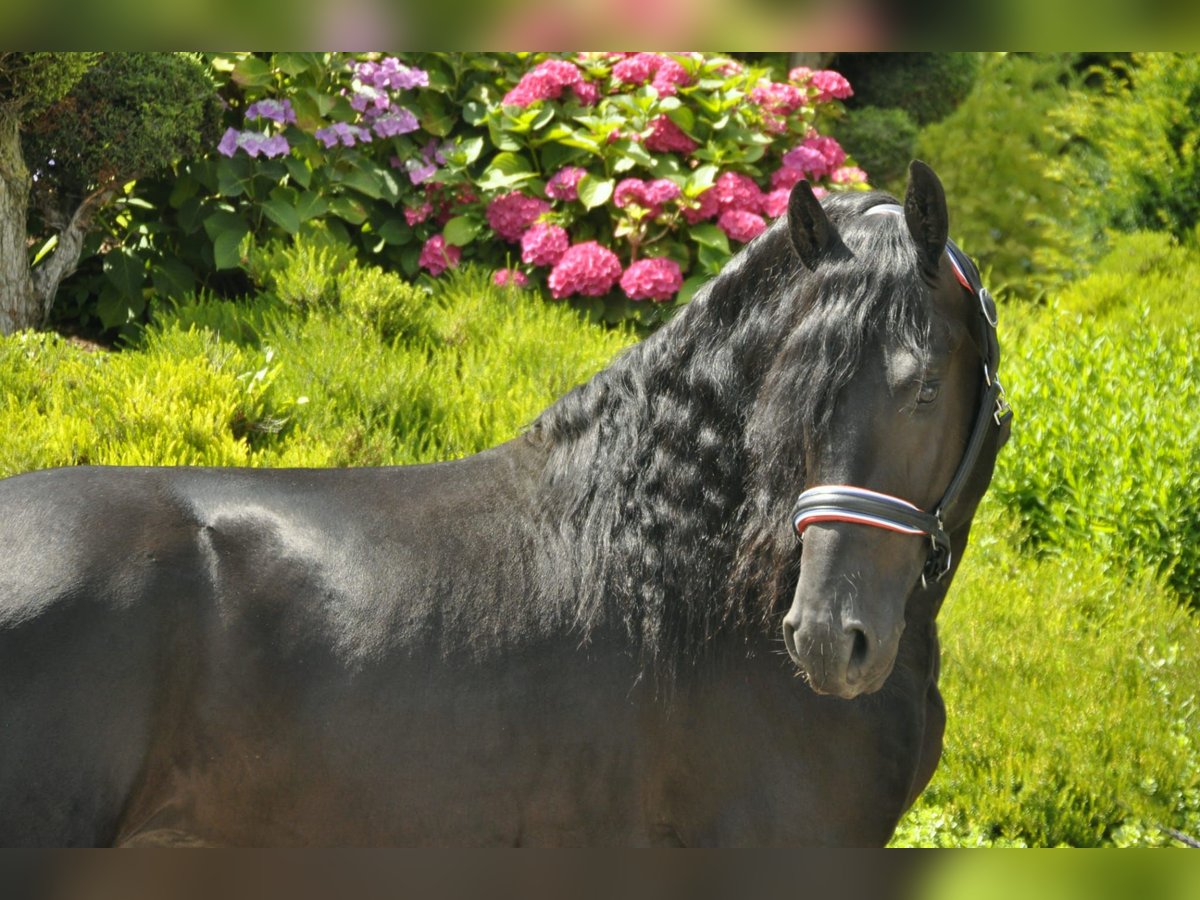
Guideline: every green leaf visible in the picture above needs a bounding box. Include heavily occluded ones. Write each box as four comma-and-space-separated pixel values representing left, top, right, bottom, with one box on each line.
168, 177, 199, 210
273, 52, 318, 77
690, 222, 731, 253
294, 191, 328, 222
666, 105, 696, 135
262, 197, 301, 234
456, 135, 485, 165
332, 164, 384, 200
212, 229, 247, 270
376, 218, 411, 245
577, 175, 614, 210
443, 216, 481, 247
675, 273, 708, 306
103, 248, 145, 298
698, 242, 730, 274
95, 285, 144, 331
328, 195, 368, 225
150, 258, 195, 299
231, 55, 274, 89
418, 93, 456, 137
202, 210, 250, 245
487, 121, 523, 153
176, 198, 204, 235
687, 164, 719, 196
216, 157, 251, 198
478, 152, 536, 191
284, 155, 312, 189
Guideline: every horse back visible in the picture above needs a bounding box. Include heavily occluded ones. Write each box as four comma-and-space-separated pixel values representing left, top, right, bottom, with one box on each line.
0, 447, 658, 845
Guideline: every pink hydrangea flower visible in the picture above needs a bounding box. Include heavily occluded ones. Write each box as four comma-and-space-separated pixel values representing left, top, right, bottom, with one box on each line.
651, 59, 691, 96
770, 165, 805, 192
419, 235, 460, 277
572, 80, 600, 105
781, 144, 827, 177
546, 166, 587, 202
643, 115, 699, 154
548, 241, 623, 298
614, 178, 649, 210
782, 136, 847, 180
520, 222, 570, 267
611, 53, 691, 96
713, 171, 765, 215
404, 202, 433, 226
620, 257, 683, 302
614, 178, 680, 218
763, 188, 791, 219
504, 58, 592, 107
683, 187, 719, 224
831, 166, 868, 185
751, 81, 805, 114
493, 268, 529, 288
611, 53, 660, 86
788, 65, 813, 83
643, 178, 682, 207
487, 191, 551, 243
718, 209, 767, 243
808, 135, 847, 170
809, 69, 853, 102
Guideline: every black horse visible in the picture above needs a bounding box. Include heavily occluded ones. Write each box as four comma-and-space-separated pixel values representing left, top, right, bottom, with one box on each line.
0, 162, 1009, 846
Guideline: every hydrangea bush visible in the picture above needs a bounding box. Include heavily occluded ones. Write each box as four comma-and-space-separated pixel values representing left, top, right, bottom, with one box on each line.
71, 52, 865, 329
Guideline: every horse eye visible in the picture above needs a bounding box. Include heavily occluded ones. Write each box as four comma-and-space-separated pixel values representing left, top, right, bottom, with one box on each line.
916, 381, 940, 405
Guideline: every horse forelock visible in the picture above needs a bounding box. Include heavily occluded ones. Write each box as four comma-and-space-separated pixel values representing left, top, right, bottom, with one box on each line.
532, 190, 941, 679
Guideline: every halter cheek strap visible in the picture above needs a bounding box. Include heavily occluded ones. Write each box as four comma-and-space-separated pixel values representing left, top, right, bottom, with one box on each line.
789, 203, 1011, 584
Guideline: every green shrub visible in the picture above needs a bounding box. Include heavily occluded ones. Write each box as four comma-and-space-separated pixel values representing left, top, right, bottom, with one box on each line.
914, 54, 1095, 299
0, 327, 289, 472
1055, 53, 1200, 242
833, 105, 919, 191
991, 303, 1200, 603
338, 265, 433, 343
892, 509, 1200, 847
1054, 230, 1200, 330
246, 228, 359, 312
2, 261, 637, 476
836, 53, 981, 125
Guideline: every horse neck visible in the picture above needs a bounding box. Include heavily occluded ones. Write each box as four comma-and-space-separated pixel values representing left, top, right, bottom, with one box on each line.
531, 226, 808, 670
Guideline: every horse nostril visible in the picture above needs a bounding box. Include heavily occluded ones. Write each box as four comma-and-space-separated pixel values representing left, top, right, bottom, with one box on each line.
845, 623, 871, 678
782, 617, 800, 662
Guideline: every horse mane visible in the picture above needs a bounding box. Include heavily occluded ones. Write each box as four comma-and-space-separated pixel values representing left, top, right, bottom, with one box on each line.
531, 190, 937, 676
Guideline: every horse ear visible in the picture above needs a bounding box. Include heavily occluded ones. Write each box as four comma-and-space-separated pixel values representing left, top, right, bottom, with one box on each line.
903, 160, 949, 273
788, 180, 836, 270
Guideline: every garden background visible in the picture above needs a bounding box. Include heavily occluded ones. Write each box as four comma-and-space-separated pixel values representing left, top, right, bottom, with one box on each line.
0, 52, 1197, 847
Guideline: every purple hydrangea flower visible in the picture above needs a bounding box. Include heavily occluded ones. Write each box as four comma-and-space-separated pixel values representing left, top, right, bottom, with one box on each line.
244, 99, 296, 125
315, 121, 374, 149
217, 127, 240, 157
372, 108, 419, 138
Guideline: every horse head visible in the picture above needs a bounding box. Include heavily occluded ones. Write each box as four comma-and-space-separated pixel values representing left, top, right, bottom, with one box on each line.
778, 161, 1010, 699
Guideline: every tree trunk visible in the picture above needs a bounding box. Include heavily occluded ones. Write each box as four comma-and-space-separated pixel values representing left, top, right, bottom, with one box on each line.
0, 108, 106, 336
0, 108, 38, 335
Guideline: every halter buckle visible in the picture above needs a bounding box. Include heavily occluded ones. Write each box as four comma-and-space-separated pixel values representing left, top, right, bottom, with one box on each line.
993, 378, 1011, 426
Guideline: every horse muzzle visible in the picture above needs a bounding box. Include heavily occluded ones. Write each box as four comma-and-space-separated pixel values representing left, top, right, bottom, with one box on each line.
782, 605, 901, 699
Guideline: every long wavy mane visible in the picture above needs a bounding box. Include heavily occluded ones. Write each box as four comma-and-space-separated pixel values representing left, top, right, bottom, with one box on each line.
532, 190, 937, 674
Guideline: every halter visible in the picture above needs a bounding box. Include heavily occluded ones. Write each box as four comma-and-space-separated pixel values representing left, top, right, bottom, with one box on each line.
790, 203, 1012, 584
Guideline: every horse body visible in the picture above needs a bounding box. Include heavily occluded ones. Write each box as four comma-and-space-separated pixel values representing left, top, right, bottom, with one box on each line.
0, 449, 941, 846
0, 163, 1004, 846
